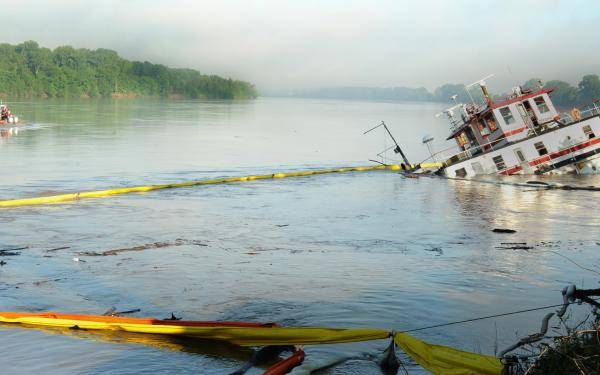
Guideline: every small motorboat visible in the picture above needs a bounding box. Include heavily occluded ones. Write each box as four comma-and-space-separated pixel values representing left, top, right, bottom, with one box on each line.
0, 102, 19, 125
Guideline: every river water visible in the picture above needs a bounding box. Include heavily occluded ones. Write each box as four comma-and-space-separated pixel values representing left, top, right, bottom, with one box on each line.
0, 97, 599, 374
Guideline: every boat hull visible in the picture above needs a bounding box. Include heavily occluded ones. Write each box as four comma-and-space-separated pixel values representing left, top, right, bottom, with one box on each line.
442, 115, 600, 177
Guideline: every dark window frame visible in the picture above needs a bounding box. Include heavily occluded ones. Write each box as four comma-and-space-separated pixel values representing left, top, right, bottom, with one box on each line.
583, 125, 596, 139
534, 142, 548, 156
492, 155, 506, 171
455, 168, 467, 177
533, 96, 549, 113
499, 107, 515, 125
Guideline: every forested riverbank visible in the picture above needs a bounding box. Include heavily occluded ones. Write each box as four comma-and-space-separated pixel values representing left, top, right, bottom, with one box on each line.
268, 75, 600, 108
0, 41, 258, 99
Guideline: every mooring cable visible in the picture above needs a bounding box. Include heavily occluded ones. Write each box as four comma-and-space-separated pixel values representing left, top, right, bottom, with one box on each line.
398, 297, 600, 334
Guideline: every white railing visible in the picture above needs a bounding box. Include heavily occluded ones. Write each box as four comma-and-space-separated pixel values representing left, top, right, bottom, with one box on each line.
421, 134, 510, 166
557, 102, 600, 125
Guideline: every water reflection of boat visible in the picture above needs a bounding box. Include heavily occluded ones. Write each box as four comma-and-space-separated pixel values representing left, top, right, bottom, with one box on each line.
432, 77, 600, 177
0, 322, 252, 361
0, 126, 18, 138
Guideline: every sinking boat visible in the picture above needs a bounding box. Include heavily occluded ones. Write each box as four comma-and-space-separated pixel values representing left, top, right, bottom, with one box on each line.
433, 77, 600, 177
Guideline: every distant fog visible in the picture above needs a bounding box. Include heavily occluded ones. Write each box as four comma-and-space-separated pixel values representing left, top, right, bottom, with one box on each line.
3, 0, 599, 93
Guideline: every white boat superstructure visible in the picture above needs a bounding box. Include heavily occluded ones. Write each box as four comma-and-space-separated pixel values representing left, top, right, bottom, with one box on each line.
433, 79, 600, 177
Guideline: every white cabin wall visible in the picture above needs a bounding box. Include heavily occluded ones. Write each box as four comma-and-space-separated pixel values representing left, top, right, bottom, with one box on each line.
493, 104, 527, 142
527, 93, 558, 123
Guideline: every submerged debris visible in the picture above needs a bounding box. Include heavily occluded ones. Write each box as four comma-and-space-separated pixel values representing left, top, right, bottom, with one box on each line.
33, 278, 62, 286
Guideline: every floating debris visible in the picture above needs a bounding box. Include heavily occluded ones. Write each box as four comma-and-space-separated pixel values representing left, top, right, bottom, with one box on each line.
46, 246, 71, 252
0, 250, 22, 256
496, 245, 533, 250
425, 247, 443, 255
492, 228, 517, 234
102, 308, 141, 317
78, 239, 207, 257
0, 246, 29, 256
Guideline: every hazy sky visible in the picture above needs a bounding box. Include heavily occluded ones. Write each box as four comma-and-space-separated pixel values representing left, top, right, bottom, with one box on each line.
3, 0, 600, 92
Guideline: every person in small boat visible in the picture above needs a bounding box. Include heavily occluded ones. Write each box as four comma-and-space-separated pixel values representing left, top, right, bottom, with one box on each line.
0, 105, 10, 121
0, 105, 8, 120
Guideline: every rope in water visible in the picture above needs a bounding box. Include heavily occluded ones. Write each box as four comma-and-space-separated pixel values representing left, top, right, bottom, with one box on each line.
400, 297, 600, 333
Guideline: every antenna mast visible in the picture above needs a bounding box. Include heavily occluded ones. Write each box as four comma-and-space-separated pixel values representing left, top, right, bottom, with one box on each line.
364, 121, 411, 166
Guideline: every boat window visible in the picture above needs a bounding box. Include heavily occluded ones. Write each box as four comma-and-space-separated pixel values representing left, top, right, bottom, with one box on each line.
499, 107, 515, 125
515, 149, 526, 162
477, 121, 490, 136
455, 168, 467, 177
534, 96, 549, 113
485, 115, 498, 132
492, 155, 506, 171
583, 125, 596, 139
534, 142, 548, 156
456, 132, 469, 148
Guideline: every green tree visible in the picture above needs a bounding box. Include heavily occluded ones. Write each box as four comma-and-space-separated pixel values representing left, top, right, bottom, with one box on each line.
544, 80, 578, 108
578, 74, 600, 103
0, 41, 258, 99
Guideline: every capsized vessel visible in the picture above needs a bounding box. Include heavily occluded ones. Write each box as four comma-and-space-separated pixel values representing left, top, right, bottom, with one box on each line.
432, 78, 600, 177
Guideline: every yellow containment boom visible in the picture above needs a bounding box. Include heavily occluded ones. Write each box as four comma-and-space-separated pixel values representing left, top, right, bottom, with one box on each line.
394, 332, 505, 375
0, 311, 504, 375
0, 163, 442, 208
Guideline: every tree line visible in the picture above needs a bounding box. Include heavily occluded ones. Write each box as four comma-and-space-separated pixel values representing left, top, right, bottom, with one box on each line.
270, 75, 600, 109
434, 75, 600, 108
0, 41, 258, 99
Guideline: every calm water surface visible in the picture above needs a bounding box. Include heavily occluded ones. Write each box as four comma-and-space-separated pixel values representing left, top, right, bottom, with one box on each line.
0, 98, 599, 374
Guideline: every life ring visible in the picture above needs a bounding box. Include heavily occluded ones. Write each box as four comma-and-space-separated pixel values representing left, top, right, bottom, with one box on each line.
571, 107, 582, 121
